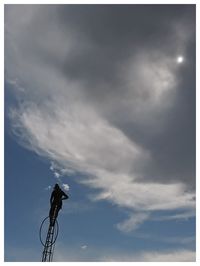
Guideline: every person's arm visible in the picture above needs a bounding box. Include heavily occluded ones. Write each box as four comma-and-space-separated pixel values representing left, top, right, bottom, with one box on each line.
62, 191, 69, 200
50, 191, 54, 204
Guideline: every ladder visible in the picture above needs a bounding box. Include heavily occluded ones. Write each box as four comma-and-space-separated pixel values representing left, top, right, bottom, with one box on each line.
41, 206, 58, 262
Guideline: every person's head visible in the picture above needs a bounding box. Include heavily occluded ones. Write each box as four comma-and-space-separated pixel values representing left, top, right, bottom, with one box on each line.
54, 183, 60, 190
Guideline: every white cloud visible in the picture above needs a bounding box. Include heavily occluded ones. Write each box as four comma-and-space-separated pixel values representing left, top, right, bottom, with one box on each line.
10, 103, 195, 224
140, 249, 195, 262
50, 161, 56, 171
152, 209, 195, 222
53, 242, 195, 262
7, 243, 195, 262
124, 52, 177, 109
10, 104, 148, 177
128, 232, 195, 246
83, 171, 194, 212
104, 249, 195, 262
62, 183, 70, 191
116, 212, 150, 232
81, 245, 88, 250
54, 172, 60, 179
10, 102, 195, 231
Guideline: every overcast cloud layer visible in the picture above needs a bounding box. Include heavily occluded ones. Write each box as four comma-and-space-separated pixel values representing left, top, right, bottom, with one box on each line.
5, 5, 195, 232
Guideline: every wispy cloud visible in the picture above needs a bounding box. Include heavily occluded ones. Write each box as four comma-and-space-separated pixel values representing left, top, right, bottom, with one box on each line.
104, 249, 195, 262
130, 232, 195, 246
152, 209, 196, 221
53, 242, 195, 262
6, 243, 195, 262
138, 249, 195, 262
62, 183, 70, 191
116, 212, 150, 232
49, 161, 68, 189
54, 172, 60, 179
81, 245, 88, 250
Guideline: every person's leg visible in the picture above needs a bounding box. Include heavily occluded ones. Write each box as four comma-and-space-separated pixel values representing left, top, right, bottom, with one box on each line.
49, 205, 53, 218
53, 205, 60, 221
51, 205, 61, 226
49, 205, 55, 226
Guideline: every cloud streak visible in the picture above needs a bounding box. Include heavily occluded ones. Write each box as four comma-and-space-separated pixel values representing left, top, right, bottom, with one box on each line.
53, 242, 195, 262
104, 249, 195, 262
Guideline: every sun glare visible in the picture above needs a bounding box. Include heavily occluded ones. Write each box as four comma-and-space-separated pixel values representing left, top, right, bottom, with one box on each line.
177, 56, 184, 64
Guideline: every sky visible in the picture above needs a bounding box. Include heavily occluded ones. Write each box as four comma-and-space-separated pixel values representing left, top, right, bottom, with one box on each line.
4, 4, 196, 262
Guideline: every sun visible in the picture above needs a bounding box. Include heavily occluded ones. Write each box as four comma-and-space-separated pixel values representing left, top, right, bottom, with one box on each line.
176, 56, 184, 64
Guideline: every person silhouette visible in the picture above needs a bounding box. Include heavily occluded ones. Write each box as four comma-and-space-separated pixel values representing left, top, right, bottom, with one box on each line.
49, 183, 69, 226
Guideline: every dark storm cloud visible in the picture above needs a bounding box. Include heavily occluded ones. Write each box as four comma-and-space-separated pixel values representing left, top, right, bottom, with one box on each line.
144, 50, 195, 187
114, 41, 196, 188
56, 5, 193, 78
49, 5, 195, 187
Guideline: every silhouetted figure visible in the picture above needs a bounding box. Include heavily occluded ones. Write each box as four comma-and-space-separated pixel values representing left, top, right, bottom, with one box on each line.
49, 184, 69, 226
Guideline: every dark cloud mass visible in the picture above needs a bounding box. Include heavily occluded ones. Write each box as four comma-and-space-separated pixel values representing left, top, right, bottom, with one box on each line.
52, 5, 196, 187
58, 5, 193, 83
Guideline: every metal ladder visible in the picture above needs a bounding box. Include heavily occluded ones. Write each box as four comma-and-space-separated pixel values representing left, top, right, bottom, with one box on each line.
41, 206, 58, 262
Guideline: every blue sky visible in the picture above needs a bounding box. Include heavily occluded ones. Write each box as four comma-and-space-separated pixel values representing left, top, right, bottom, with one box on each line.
4, 128, 196, 261
4, 4, 196, 262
